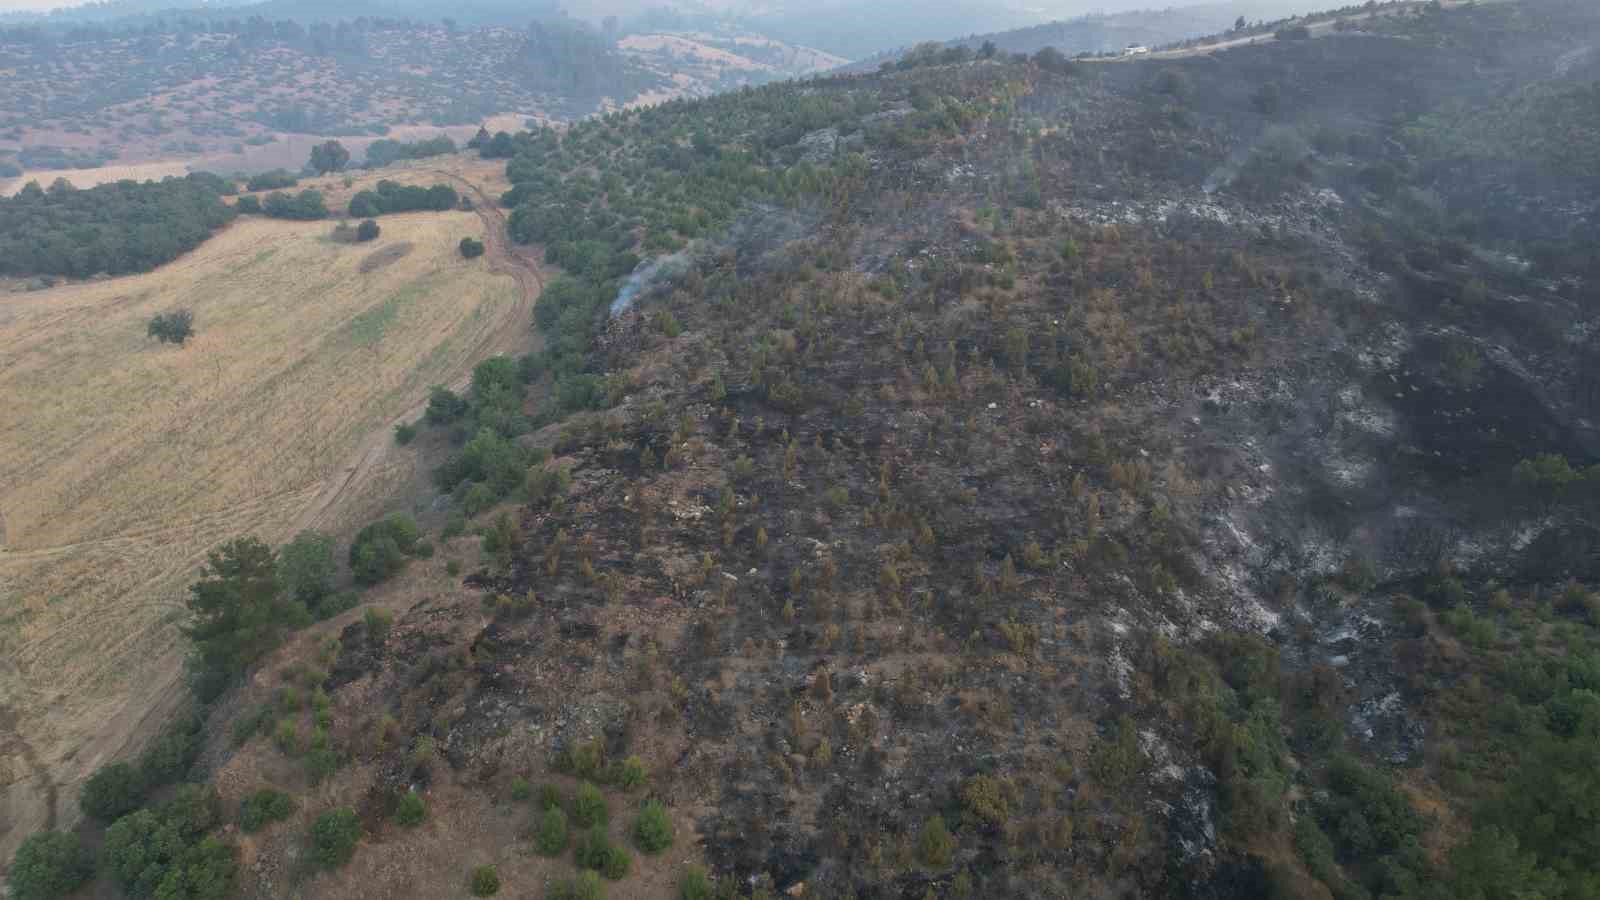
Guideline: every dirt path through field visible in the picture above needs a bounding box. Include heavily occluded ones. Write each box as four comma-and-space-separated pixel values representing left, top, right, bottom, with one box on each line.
290, 176, 545, 534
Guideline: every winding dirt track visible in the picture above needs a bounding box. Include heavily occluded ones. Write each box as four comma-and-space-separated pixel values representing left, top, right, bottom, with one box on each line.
292, 176, 545, 533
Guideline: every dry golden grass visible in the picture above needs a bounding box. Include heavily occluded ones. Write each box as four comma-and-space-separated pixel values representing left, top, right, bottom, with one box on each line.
0, 210, 519, 852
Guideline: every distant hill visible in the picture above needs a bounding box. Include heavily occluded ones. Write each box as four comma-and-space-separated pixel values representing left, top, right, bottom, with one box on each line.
839, 0, 1339, 71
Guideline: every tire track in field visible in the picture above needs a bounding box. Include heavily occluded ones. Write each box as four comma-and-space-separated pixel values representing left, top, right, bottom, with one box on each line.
291, 173, 546, 534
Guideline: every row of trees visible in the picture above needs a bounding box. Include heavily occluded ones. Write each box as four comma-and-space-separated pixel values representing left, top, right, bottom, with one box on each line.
348, 180, 457, 218
362, 135, 456, 168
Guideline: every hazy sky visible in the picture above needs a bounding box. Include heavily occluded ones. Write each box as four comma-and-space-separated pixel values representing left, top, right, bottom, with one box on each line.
0, 0, 78, 10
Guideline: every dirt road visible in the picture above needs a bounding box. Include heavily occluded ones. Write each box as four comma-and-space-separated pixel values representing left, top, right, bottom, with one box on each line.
292, 178, 545, 534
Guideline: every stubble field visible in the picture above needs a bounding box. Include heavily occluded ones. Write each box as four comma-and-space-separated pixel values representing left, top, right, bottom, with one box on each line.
0, 209, 522, 854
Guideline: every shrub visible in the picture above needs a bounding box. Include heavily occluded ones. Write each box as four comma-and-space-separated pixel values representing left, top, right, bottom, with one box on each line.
235, 194, 261, 214
633, 800, 674, 853
918, 815, 955, 866
536, 806, 569, 856
7, 831, 93, 900
279, 530, 337, 610
615, 755, 647, 791
147, 308, 195, 345
537, 784, 564, 811
79, 762, 145, 822
356, 219, 381, 242
396, 791, 427, 826
510, 777, 532, 801
314, 589, 360, 620
136, 713, 203, 787
412, 735, 436, 769
460, 237, 486, 259
470, 865, 500, 896
960, 775, 1011, 828
679, 866, 715, 900
574, 781, 608, 827
575, 826, 631, 879
102, 786, 228, 898
350, 514, 422, 585
262, 189, 328, 220
365, 607, 394, 643
239, 787, 295, 832
549, 871, 606, 900
309, 807, 362, 868
394, 422, 417, 445
246, 170, 297, 191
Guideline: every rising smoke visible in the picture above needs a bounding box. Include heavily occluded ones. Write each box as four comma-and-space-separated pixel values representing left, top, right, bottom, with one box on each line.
610, 250, 693, 316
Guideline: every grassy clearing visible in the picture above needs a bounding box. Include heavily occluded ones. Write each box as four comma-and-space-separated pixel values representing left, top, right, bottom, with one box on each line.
0, 210, 517, 849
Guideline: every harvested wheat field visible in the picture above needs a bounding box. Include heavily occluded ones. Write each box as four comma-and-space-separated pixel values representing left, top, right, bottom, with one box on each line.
0, 210, 523, 852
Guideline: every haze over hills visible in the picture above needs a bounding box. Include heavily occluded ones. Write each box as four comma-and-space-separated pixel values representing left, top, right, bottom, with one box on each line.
3, 0, 1600, 899
3, 0, 1361, 51
0, 0, 1332, 194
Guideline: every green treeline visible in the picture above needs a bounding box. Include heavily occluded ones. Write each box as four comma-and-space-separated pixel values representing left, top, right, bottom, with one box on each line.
0, 174, 235, 278
348, 180, 458, 218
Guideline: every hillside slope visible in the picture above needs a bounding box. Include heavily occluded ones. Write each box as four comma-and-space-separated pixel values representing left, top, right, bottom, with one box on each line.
9, 1, 1600, 898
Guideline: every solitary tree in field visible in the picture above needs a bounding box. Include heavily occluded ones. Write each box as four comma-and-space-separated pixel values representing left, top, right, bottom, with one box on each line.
147, 309, 194, 345
460, 237, 486, 259
308, 140, 350, 175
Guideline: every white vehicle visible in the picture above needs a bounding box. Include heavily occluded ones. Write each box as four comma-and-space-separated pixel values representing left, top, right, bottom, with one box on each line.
1123, 44, 1151, 56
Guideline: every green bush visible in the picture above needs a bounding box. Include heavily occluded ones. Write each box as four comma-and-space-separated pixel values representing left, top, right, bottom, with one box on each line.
313, 589, 360, 621
395, 422, 418, 445
575, 826, 631, 880
396, 791, 427, 826
350, 514, 422, 585
470, 864, 500, 896
615, 755, 647, 791
574, 781, 607, 827
549, 871, 606, 900
365, 607, 394, 643
138, 713, 203, 786
239, 788, 295, 833
305, 746, 340, 784
919, 814, 955, 866
679, 866, 715, 900
536, 807, 569, 856
102, 787, 229, 898
309, 807, 362, 868
632, 800, 674, 853
79, 762, 145, 822
510, 777, 532, 801
959, 775, 1011, 829
537, 783, 564, 811
7, 831, 93, 900
279, 530, 337, 610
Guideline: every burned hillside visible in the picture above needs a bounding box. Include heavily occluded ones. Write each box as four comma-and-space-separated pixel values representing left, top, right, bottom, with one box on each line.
263, 4, 1600, 897
24, 2, 1600, 899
